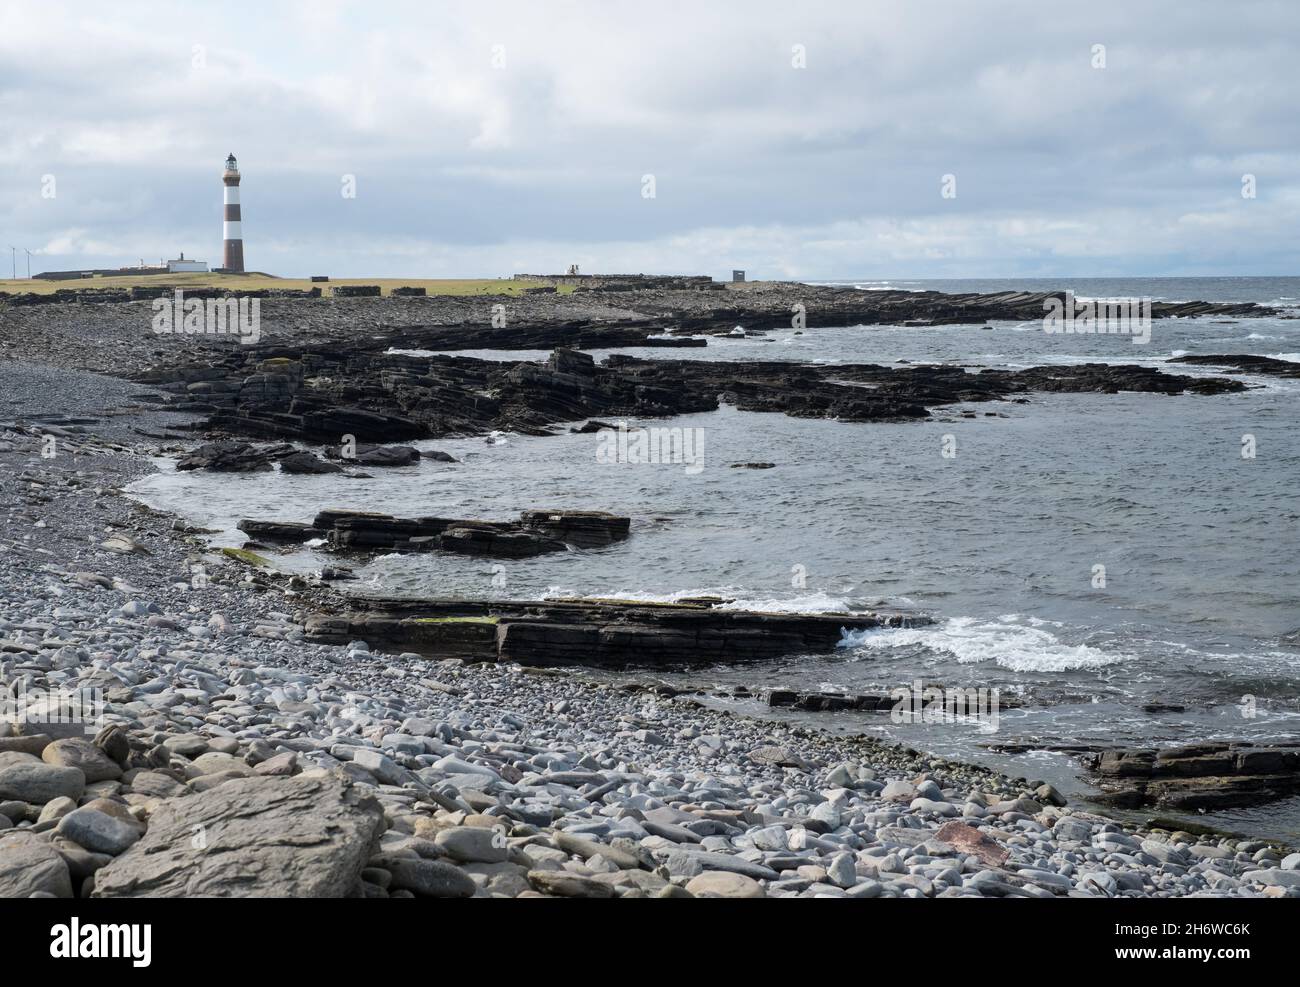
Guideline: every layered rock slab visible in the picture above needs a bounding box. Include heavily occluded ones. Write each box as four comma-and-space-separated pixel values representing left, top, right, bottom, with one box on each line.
92, 773, 384, 897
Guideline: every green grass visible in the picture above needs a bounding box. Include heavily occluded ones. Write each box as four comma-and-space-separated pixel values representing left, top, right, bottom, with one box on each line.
410, 615, 500, 625
221, 547, 271, 567
0, 273, 565, 298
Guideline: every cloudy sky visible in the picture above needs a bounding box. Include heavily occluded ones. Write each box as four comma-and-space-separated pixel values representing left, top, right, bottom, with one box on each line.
2, 0, 1298, 280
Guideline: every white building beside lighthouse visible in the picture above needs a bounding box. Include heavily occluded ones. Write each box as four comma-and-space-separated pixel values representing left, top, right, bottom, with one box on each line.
167, 252, 208, 273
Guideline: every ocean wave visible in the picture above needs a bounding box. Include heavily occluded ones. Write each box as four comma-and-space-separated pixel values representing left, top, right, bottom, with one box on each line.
838, 615, 1130, 672
847, 282, 924, 293
1266, 353, 1300, 363
564, 586, 742, 604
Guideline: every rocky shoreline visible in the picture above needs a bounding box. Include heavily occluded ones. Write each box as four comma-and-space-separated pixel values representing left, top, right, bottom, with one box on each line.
138, 346, 1249, 446
2, 278, 1299, 899
0, 277, 1280, 381
2, 365, 1299, 898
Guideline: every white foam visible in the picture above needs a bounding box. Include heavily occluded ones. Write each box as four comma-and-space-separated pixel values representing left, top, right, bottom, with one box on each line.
839, 616, 1129, 672
567, 587, 739, 605
714, 591, 855, 614
1266, 352, 1300, 363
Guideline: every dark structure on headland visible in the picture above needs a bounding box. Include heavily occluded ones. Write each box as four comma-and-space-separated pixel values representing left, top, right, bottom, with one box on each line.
513, 273, 717, 291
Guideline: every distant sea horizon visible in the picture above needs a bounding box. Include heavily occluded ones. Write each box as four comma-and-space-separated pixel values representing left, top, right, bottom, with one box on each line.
804, 275, 1300, 306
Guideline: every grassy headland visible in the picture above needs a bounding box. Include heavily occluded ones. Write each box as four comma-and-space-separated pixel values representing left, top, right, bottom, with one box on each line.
0, 273, 571, 297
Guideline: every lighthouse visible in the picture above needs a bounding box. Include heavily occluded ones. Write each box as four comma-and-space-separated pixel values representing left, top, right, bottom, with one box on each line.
221, 153, 244, 272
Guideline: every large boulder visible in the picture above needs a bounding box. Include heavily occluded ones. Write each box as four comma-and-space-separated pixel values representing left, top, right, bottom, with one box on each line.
277, 451, 342, 475
0, 837, 74, 898
92, 773, 384, 897
548, 348, 597, 377
0, 734, 52, 756
354, 445, 420, 468
176, 441, 286, 472
0, 752, 86, 805
42, 738, 123, 783
323, 444, 420, 468
56, 807, 143, 856
685, 871, 766, 898
934, 821, 1009, 867
384, 858, 476, 897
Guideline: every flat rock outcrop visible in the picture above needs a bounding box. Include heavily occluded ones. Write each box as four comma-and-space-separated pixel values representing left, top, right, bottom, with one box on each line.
517, 510, 631, 547
370, 320, 708, 351
141, 346, 1247, 446
92, 773, 385, 897
238, 509, 630, 558
1088, 742, 1300, 810
304, 596, 927, 666
657, 287, 1269, 334
1169, 354, 1300, 378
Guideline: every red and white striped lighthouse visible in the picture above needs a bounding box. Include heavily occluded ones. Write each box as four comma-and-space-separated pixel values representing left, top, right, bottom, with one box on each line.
221, 153, 244, 272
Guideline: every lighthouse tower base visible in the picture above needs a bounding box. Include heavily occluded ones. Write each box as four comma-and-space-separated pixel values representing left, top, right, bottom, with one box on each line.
221, 242, 245, 273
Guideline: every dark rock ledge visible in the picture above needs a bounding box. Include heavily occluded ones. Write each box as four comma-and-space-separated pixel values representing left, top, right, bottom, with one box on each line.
1169, 353, 1300, 378
303, 597, 928, 667
175, 440, 440, 472
661, 289, 1270, 333
137, 345, 1247, 446
1088, 742, 1300, 810
238, 509, 630, 558
767, 689, 1023, 713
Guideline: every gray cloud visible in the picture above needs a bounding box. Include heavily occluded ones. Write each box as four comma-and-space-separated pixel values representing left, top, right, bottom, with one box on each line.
1, 0, 1297, 279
